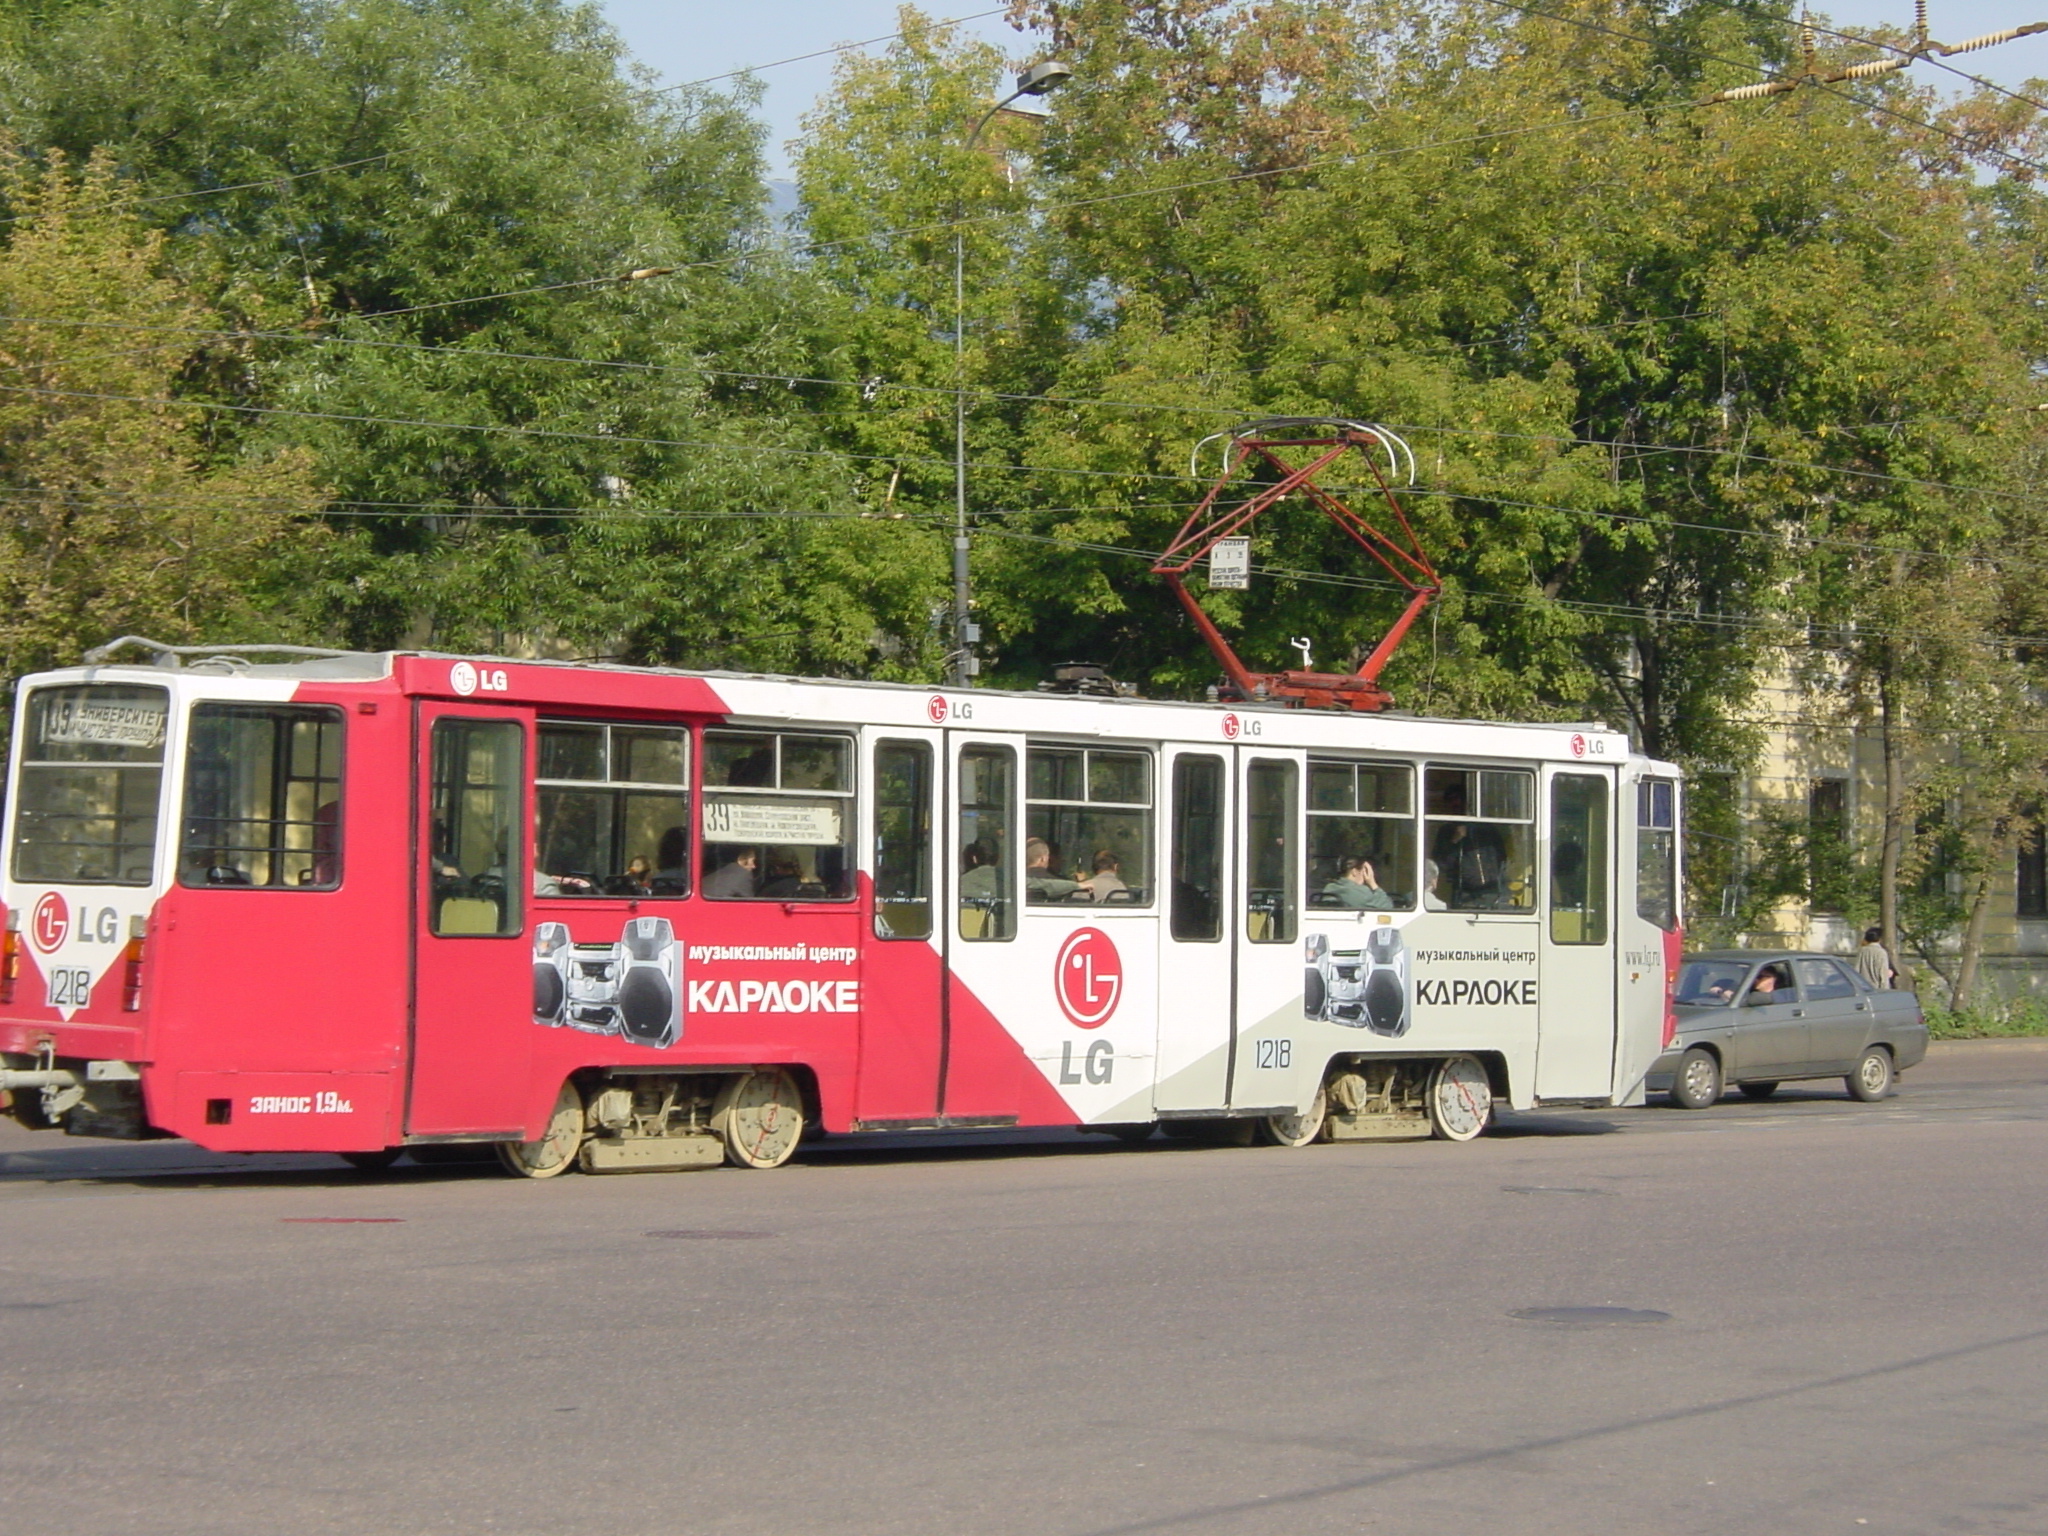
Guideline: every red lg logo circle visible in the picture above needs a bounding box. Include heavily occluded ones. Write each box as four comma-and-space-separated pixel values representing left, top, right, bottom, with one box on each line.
1570, 733, 1587, 758
30, 892, 68, 953
927, 694, 949, 725
1055, 927, 1123, 1029
1222, 713, 1240, 740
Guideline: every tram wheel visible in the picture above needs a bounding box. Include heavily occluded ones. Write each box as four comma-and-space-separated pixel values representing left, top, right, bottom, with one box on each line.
495, 1080, 586, 1179
714, 1069, 805, 1169
339, 1149, 402, 1173
1262, 1084, 1329, 1148
1426, 1056, 1493, 1143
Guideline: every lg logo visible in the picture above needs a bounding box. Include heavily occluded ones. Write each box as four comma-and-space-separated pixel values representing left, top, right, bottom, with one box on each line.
450, 661, 510, 696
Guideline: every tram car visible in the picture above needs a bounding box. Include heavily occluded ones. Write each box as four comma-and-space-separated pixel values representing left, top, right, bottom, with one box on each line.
0, 639, 1682, 1174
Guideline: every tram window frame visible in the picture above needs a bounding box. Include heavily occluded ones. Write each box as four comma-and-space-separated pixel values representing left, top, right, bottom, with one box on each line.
1307, 759, 1416, 911
874, 739, 934, 940
699, 728, 856, 902
10, 683, 170, 888
1636, 776, 1679, 931
178, 704, 346, 890
957, 744, 1017, 941
1423, 765, 1537, 912
1547, 773, 1610, 945
428, 718, 524, 938
1245, 759, 1299, 943
534, 720, 691, 898
1169, 755, 1225, 942
1023, 744, 1154, 906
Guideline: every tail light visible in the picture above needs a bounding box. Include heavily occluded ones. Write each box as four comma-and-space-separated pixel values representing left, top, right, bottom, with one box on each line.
1, 912, 19, 1006
121, 916, 147, 1012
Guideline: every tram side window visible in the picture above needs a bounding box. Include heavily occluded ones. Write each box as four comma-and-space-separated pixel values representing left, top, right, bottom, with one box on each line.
1307, 759, 1415, 910
1548, 773, 1610, 944
179, 705, 344, 889
10, 684, 169, 887
429, 719, 523, 937
1170, 755, 1225, 942
874, 740, 934, 940
1424, 767, 1535, 911
700, 730, 855, 901
535, 721, 690, 897
1246, 759, 1298, 943
1637, 777, 1679, 931
1024, 746, 1153, 905
958, 744, 1016, 941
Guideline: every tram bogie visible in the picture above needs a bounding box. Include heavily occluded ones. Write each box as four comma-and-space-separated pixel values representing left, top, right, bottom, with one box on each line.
0, 642, 1682, 1174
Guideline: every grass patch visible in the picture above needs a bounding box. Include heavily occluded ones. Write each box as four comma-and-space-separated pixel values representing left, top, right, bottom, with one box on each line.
1923, 997, 2048, 1040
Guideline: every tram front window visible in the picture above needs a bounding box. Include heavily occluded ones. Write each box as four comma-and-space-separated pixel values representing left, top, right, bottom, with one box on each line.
10, 684, 169, 886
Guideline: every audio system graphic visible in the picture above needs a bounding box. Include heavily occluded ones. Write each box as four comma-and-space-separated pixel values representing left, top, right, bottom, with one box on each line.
533, 917, 681, 1049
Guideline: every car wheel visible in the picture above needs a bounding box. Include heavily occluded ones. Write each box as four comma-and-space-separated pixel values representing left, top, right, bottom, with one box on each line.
1670, 1048, 1722, 1110
1846, 1046, 1894, 1103
1738, 1080, 1779, 1101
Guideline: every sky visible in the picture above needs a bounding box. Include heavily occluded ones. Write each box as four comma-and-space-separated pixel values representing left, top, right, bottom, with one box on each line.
596, 2, 2047, 179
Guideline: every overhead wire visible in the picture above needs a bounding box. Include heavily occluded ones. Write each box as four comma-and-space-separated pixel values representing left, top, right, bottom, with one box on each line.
4, 315, 2040, 513
663, 9, 1009, 91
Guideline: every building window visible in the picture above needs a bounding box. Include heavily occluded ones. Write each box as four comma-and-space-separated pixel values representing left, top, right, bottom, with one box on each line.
1808, 778, 1850, 914
2018, 822, 2046, 919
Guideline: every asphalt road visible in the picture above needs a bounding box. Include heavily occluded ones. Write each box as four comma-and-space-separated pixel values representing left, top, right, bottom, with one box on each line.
3, 1041, 2046, 1536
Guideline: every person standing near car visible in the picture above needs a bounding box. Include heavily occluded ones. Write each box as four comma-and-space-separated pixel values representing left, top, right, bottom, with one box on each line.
1857, 927, 1896, 989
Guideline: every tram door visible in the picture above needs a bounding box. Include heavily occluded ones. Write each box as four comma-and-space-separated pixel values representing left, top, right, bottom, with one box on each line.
941, 732, 1025, 1118
1534, 765, 1619, 1099
857, 729, 945, 1123
407, 703, 533, 1137
1228, 751, 1310, 1112
1153, 748, 1234, 1112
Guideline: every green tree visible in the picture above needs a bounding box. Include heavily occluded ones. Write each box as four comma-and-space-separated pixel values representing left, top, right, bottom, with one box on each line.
0, 0, 946, 675
0, 147, 322, 681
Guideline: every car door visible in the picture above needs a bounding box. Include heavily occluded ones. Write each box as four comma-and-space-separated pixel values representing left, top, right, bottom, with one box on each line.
1728, 963, 1809, 1078
1797, 956, 1868, 1070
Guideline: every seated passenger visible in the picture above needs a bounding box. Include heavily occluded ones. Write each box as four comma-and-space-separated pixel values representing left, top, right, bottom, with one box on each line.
1321, 855, 1394, 911
960, 839, 1001, 904
1025, 836, 1083, 903
1422, 859, 1448, 911
651, 827, 690, 894
757, 851, 804, 899
703, 848, 758, 899
1078, 850, 1126, 903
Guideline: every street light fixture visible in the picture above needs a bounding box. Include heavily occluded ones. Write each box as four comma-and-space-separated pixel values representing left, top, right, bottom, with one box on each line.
950, 59, 1073, 687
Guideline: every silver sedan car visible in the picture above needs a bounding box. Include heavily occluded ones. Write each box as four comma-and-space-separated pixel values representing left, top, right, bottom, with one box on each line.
1647, 950, 1928, 1109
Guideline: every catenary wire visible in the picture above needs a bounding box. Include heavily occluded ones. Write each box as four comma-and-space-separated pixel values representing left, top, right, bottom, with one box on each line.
663, 9, 1009, 91
3, 318, 2040, 513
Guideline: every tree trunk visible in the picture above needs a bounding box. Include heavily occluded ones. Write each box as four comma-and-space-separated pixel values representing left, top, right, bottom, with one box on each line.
1950, 862, 1994, 1013
1877, 658, 1906, 965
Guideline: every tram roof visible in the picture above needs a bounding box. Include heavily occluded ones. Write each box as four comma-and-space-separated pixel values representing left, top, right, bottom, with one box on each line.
36, 645, 1666, 769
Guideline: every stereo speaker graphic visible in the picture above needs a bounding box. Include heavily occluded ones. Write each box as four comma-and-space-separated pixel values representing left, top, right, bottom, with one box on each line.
531, 918, 681, 1049
1303, 924, 1410, 1037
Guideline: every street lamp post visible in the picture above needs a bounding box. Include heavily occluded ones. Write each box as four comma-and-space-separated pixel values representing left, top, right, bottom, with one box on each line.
950, 59, 1072, 687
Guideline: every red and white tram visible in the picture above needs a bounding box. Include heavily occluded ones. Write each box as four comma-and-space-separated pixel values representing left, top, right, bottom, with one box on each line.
0, 639, 1682, 1174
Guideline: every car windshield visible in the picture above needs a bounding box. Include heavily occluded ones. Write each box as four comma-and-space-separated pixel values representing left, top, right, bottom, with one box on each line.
1676, 959, 1750, 1007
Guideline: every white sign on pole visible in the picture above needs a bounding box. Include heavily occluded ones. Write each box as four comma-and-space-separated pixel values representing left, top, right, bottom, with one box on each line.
1209, 537, 1250, 590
